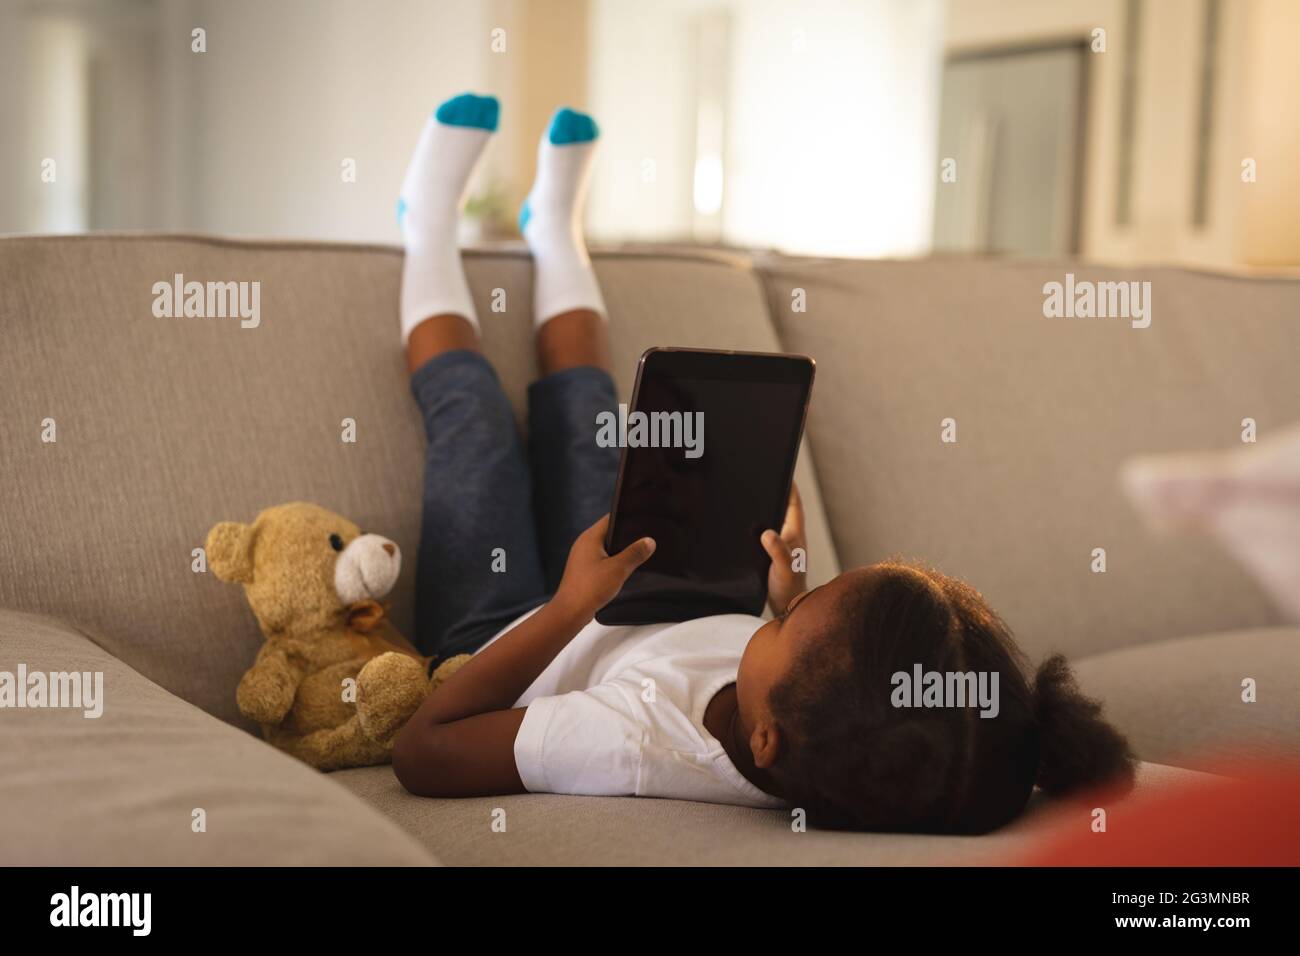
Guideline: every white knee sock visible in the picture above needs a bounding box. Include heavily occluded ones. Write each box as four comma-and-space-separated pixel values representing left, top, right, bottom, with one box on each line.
520, 107, 606, 327
1123, 424, 1300, 622
398, 93, 499, 343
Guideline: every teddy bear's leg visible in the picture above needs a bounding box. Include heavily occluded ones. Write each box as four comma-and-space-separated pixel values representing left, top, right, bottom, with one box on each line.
289, 659, 366, 734
355, 652, 431, 748
429, 653, 472, 692
269, 717, 390, 772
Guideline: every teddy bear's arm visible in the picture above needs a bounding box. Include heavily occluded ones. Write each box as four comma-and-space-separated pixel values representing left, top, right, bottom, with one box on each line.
236, 644, 303, 726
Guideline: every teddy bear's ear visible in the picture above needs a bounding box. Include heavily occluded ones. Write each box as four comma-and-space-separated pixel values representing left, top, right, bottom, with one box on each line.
206, 521, 255, 583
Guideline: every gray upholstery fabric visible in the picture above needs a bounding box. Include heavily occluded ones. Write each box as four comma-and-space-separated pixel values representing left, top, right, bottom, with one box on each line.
0, 610, 434, 865
1073, 627, 1300, 770
755, 255, 1300, 661
0, 236, 837, 731
332, 759, 1207, 866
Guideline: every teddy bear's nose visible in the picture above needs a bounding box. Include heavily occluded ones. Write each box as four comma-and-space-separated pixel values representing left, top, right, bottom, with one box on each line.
383, 543, 396, 557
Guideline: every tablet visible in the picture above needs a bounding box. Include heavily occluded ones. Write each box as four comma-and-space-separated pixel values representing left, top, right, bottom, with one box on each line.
597, 347, 815, 625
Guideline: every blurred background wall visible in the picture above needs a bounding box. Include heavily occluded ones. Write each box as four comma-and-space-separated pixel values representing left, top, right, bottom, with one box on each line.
1, 0, 1296, 268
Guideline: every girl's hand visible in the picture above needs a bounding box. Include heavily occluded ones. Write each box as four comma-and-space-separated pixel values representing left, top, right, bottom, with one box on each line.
554, 515, 656, 620
761, 483, 807, 617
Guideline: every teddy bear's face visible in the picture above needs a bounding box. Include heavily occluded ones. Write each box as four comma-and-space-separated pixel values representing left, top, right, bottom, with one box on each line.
207, 502, 402, 636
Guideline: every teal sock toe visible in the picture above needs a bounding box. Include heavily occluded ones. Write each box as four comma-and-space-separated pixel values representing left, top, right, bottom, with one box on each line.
548, 107, 598, 144
518, 198, 532, 234
435, 93, 500, 131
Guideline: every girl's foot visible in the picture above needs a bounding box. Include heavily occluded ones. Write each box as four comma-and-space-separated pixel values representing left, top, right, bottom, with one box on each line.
398, 93, 499, 349
520, 107, 606, 330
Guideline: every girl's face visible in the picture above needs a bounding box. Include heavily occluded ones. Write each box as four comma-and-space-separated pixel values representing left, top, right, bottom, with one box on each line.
734, 568, 877, 768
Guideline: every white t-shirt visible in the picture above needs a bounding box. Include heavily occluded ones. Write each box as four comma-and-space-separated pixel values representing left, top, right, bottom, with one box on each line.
480, 611, 785, 809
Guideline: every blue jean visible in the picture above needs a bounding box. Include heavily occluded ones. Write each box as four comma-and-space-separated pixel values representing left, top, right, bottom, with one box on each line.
410, 349, 620, 660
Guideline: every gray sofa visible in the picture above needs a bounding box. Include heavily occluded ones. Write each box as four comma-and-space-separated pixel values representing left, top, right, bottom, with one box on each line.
2, 235, 1298, 865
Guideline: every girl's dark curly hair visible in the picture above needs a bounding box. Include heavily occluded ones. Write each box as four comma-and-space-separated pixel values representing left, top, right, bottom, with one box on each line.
767, 562, 1135, 833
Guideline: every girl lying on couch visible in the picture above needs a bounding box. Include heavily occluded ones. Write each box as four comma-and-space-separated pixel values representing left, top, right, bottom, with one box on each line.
391, 94, 1134, 832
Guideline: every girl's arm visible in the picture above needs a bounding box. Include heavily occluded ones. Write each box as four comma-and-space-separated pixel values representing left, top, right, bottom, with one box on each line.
392, 516, 654, 797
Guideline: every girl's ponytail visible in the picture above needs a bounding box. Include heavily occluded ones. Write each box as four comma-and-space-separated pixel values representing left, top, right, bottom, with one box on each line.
1034, 654, 1137, 797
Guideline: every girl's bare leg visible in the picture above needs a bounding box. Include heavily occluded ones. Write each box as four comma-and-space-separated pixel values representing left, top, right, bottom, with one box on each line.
406, 314, 479, 375
536, 308, 609, 376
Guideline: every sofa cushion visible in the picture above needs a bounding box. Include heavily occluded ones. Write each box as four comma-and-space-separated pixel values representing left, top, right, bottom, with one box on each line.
0, 235, 837, 729
0, 609, 435, 865
1072, 626, 1300, 770
332, 759, 1207, 866
755, 255, 1300, 661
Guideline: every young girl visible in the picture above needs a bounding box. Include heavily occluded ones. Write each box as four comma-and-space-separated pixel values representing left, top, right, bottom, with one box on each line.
392, 94, 1135, 833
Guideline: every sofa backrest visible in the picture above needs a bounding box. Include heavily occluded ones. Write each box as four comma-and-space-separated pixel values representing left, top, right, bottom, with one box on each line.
0, 236, 838, 729
756, 255, 1300, 661
9, 235, 1294, 722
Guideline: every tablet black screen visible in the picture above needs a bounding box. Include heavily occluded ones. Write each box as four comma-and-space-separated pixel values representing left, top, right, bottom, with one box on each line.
598, 349, 814, 625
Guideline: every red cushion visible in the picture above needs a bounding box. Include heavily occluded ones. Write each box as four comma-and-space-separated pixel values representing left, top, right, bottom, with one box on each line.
1017, 761, 1300, 866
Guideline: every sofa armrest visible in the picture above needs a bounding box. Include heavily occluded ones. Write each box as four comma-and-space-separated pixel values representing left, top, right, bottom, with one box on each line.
0, 609, 434, 865
1073, 626, 1300, 771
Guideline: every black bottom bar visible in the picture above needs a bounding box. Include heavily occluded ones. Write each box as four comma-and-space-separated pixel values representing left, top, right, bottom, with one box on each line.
0, 866, 1290, 941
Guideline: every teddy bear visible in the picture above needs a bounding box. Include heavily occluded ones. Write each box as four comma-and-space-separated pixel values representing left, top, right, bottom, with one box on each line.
206, 501, 469, 771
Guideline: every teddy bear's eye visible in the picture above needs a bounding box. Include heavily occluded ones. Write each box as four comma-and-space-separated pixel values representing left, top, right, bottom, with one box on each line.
329, 534, 344, 552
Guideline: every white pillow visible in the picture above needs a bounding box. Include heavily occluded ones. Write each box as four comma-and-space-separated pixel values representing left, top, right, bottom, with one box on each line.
1122, 423, 1300, 623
